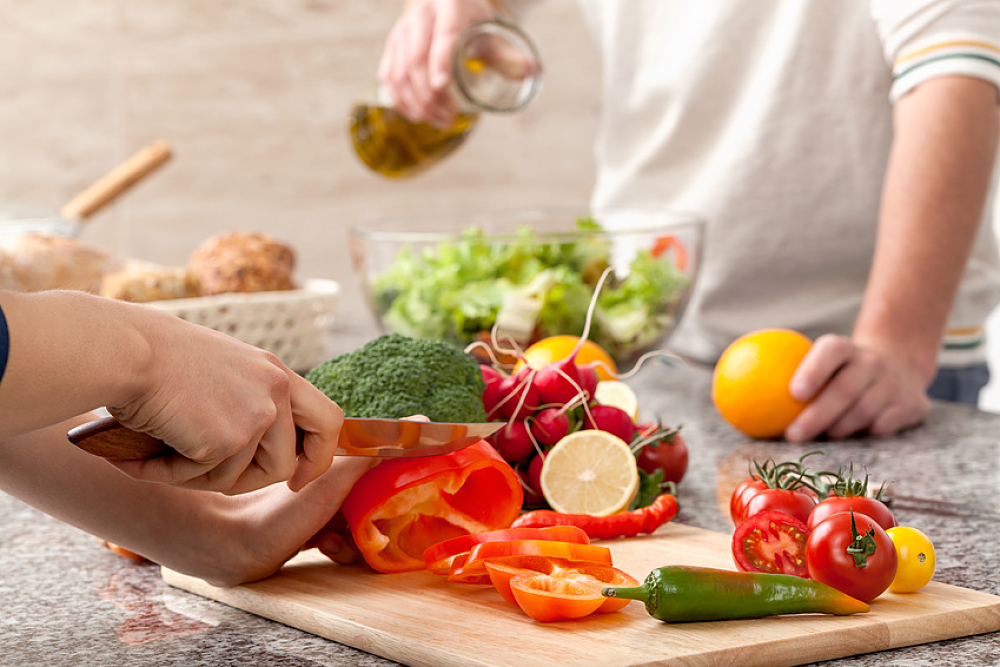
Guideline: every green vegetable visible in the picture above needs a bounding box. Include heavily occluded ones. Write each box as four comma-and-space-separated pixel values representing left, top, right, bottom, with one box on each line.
602, 566, 869, 623
305, 334, 487, 423
370, 218, 689, 362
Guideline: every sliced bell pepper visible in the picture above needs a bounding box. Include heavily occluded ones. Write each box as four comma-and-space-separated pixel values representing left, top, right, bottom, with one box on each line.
509, 573, 606, 622
340, 440, 523, 573
448, 539, 613, 583
424, 525, 591, 575
485, 560, 638, 613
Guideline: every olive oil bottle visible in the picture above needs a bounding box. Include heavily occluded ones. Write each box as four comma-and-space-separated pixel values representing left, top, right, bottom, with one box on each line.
349, 19, 541, 178
349, 103, 480, 179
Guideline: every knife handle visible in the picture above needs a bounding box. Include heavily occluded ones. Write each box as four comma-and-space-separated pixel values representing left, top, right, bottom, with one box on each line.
68, 416, 171, 460
68, 415, 304, 461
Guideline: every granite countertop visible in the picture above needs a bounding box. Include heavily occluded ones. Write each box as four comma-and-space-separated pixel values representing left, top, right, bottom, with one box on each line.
2, 326, 999, 666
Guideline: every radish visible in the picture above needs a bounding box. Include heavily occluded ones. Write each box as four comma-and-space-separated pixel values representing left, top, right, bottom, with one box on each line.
527, 450, 548, 498
496, 369, 540, 420
530, 408, 570, 446
584, 404, 638, 444
481, 364, 504, 386
490, 420, 535, 463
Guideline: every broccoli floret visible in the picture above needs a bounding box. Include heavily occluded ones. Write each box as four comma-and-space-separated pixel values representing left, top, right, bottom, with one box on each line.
305, 333, 487, 423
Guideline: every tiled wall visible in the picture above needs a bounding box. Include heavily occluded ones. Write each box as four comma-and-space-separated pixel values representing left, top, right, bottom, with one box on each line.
0, 1, 601, 325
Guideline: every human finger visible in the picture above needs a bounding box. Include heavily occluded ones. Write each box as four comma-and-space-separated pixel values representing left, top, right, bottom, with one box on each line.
788, 334, 853, 402
286, 379, 344, 492
786, 347, 879, 442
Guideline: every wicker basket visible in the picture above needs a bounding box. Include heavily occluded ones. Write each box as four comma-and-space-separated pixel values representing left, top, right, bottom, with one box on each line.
148, 278, 340, 373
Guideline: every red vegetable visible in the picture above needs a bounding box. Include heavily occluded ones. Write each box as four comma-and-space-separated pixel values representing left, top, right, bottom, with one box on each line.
805, 510, 897, 602
530, 408, 570, 446
635, 427, 689, 484
423, 525, 590, 575
732, 510, 810, 578
340, 440, 523, 573
511, 493, 679, 540
730, 475, 768, 525
490, 420, 535, 463
448, 539, 613, 584
744, 487, 818, 525
583, 404, 637, 443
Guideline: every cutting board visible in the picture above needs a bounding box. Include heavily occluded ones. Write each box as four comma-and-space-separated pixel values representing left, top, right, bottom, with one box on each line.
162, 523, 1000, 667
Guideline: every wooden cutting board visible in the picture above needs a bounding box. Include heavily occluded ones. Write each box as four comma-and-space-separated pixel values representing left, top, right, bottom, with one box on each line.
162, 523, 1000, 667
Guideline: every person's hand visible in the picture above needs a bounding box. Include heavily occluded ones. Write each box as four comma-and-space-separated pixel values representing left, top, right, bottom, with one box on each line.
378, 0, 496, 128
784, 334, 931, 441
107, 311, 343, 495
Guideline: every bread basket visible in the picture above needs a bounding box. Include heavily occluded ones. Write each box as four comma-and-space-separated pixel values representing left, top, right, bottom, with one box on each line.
147, 278, 340, 373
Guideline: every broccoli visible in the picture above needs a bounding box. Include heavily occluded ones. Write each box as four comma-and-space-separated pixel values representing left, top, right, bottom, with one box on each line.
305, 333, 487, 423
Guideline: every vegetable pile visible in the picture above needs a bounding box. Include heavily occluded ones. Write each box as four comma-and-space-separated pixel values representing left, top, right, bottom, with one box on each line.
728, 453, 936, 602
370, 217, 691, 364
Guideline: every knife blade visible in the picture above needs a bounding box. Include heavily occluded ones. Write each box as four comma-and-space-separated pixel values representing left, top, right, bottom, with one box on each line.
67, 415, 503, 461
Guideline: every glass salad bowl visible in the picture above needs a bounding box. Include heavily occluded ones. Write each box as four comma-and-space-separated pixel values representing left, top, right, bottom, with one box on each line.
349, 209, 703, 367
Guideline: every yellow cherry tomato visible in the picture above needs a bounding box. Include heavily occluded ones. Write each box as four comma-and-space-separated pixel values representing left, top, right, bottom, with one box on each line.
886, 526, 935, 593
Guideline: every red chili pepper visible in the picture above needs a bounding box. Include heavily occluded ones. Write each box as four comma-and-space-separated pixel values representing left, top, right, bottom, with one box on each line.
340, 440, 523, 573
510, 493, 679, 540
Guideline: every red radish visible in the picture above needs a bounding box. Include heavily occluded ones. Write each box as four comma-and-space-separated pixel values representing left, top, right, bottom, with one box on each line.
490, 421, 535, 463
483, 381, 505, 418
584, 404, 638, 444
533, 358, 588, 406
481, 364, 504, 386
530, 408, 570, 446
576, 363, 600, 400
497, 370, 540, 420
527, 451, 548, 498
518, 467, 545, 506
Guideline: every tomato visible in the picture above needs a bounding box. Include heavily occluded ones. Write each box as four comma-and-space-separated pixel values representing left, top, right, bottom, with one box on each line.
805, 511, 897, 602
729, 475, 767, 525
508, 573, 606, 622
743, 487, 818, 524
731, 510, 810, 578
423, 525, 590, 575
448, 539, 614, 583
807, 495, 896, 532
485, 560, 638, 612
886, 526, 935, 593
635, 432, 689, 484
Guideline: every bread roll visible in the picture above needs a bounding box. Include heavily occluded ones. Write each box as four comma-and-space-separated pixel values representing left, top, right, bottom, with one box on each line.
186, 231, 296, 295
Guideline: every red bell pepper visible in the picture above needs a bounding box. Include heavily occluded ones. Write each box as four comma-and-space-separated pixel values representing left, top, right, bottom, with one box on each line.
485, 560, 638, 613
448, 539, 614, 583
340, 440, 523, 573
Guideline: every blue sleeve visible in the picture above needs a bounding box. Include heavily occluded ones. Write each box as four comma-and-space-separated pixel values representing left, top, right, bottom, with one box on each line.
0, 302, 8, 384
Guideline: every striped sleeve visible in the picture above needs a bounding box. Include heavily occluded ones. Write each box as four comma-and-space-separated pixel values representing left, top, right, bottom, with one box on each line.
870, 0, 1000, 101
0, 302, 8, 385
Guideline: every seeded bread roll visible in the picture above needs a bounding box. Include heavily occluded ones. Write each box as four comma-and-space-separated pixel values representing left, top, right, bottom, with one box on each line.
0, 233, 121, 293
100, 266, 202, 303
186, 231, 296, 296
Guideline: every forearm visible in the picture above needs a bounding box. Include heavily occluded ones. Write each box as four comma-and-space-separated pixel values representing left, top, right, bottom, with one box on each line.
0, 413, 373, 586
0, 290, 156, 438
854, 76, 1000, 383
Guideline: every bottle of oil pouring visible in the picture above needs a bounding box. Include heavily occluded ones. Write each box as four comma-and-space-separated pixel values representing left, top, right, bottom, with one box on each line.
349, 19, 542, 178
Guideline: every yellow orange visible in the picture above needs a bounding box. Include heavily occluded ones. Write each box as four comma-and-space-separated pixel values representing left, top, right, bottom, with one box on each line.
518, 335, 618, 381
712, 328, 813, 439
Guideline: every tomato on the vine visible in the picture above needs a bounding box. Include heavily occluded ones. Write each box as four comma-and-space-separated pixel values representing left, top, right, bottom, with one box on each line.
743, 487, 818, 525
807, 494, 896, 532
730, 476, 768, 525
636, 432, 689, 484
886, 526, 935, 593
731, 510, 810, 577
805, 511, 897, 602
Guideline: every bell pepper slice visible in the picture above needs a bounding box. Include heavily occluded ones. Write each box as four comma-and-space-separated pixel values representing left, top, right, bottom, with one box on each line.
448, 539, 613, 583
485, 560, 638, 612
508, 573, 606, 622
424, 525, 591, 575
341, 440, 523, 573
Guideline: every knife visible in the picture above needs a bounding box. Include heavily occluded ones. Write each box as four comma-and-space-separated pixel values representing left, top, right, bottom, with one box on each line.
67, 415, 503, 460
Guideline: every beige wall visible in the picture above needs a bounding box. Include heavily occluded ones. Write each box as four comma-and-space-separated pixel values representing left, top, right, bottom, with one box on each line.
0, 1, 600, 325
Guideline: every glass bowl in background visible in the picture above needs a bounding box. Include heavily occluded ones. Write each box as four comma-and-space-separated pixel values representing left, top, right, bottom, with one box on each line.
350, 209, 703, 367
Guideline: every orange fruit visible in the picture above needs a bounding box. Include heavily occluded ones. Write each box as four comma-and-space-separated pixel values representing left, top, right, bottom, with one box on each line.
517, 335, 618, 381
712, 328, 813, 439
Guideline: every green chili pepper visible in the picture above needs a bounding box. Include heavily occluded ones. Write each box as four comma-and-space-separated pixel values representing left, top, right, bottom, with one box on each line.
601, 565, 869, 623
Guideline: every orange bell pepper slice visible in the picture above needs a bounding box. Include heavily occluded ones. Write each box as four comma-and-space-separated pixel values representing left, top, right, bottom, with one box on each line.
448, 539, 613, 584
423, 525, 590, 575
508, 573, 606, 622
485, 560, 639, 613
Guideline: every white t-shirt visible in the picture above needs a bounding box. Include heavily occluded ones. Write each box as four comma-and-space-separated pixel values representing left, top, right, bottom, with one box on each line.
568, 0, 1000, 367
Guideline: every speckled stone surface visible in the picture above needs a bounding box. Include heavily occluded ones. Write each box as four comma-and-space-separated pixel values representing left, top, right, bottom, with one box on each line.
2, 327, 999, 666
